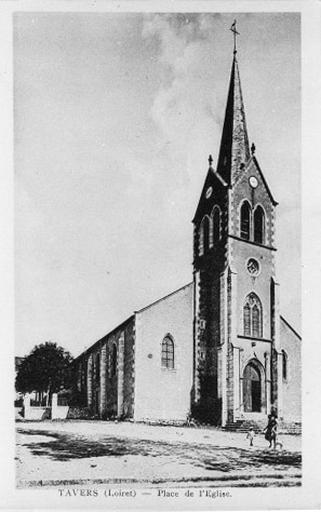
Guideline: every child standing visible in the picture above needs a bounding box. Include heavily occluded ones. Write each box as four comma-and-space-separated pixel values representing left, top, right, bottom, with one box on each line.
246, 427, 255, 447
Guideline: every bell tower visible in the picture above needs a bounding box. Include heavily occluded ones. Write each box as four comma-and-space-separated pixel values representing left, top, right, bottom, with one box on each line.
192, 23, 281, 426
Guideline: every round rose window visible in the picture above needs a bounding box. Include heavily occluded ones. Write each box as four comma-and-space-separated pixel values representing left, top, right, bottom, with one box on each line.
247, 258, 260, 276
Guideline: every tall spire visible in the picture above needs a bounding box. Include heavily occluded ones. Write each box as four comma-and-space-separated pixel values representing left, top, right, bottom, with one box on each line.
216, 23, 250, 185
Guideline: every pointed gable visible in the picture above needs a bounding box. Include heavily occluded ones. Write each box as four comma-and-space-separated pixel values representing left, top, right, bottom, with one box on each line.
192, 166, 227, 224
216, 54, 250, 185
233, 155, 278, 207
251, 156, 278, 207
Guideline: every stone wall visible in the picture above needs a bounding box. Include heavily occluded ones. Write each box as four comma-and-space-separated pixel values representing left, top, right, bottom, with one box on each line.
67, 406, 92, 419
192, 172, 229, 424
74, 316, 135, 419
123, 321, 135, 418
225, 157, 278, 422
229, 158, 275, 247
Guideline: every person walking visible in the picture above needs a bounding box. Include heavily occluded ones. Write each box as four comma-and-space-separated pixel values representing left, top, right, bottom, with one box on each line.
264, 414, 273, 448
270, 415, 278, 449
264, 413, 278, 449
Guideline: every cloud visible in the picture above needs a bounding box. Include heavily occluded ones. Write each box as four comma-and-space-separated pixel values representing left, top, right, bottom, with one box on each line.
142, 14, 222, 175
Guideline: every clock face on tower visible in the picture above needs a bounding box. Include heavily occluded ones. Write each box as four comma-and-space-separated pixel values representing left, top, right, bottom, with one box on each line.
249, 176, 258, 189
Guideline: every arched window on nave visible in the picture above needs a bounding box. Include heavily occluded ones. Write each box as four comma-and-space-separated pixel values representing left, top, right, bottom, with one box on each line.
110, 344, 117, 377
95, 353, 100, 384
161, 335, 174, 369
254, 206, 265, 244
282, 349, 288, 380
240, 201, 251, 240
80, 360, 87, 391
243, 293, 263, 338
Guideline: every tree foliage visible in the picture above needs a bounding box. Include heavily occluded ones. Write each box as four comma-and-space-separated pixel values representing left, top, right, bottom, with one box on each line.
15, 342, 73, 396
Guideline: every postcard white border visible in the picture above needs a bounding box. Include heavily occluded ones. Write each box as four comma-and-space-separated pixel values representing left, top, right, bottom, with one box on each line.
1, 0, 321, 509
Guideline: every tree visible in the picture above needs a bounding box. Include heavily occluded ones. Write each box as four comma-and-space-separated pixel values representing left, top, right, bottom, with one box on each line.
15, 342, 73, 405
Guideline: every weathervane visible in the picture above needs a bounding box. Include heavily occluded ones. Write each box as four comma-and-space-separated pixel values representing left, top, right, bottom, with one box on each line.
230, 19, 240, 54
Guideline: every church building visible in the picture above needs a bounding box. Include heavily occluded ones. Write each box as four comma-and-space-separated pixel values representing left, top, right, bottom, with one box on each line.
73, 35, 301, 428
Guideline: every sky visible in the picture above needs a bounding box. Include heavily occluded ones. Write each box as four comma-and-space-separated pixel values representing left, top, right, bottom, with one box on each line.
14, 12, 301, 358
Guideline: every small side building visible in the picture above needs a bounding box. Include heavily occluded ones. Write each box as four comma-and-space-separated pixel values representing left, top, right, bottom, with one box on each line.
280, 316, 301, 422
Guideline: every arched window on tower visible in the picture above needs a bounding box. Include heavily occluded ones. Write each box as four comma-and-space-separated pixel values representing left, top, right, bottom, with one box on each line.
244, 302, 251, 337
161, 335, 174, 369
254, 206, 265, 244
243, 293, 263, 338
200, 216, 210, 254
240, 201, 251, 240
252, 304, 260, 337
282, 350, 288, 380
212, 206, 221, 243
198, 225, 204, 256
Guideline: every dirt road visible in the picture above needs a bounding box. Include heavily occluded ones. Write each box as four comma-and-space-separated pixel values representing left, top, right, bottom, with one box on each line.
16, 420, 301, 488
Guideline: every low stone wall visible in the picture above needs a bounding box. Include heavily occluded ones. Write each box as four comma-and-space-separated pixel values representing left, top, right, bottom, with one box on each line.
52, 406, 69, 420
66, 406, 92, 419
21, 393, 94, 421
24, 406, 50, 420
52, 394, 92, 419
51, 405, 92, 420
51, 394, 68, 420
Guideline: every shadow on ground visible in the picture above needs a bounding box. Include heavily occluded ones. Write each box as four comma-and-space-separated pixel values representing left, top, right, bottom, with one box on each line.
17, 428, 301, 474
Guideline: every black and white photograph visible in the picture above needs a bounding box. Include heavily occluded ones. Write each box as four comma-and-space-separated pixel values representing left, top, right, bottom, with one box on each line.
1, 0, 320, 509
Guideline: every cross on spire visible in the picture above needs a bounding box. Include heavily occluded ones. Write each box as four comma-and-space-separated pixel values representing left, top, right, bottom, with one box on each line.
230, 19, 240, 54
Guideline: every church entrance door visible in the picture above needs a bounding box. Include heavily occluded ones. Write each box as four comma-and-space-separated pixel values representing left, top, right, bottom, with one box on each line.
243, 362, 261, 412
